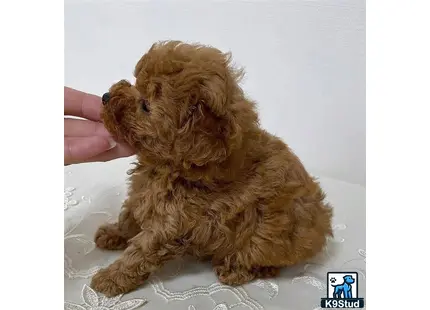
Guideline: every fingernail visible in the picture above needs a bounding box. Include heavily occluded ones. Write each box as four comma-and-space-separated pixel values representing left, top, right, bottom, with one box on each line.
107, 137, 117, 150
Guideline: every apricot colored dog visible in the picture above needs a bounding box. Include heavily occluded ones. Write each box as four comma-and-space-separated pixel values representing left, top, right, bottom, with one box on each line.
90, 41, 333, 297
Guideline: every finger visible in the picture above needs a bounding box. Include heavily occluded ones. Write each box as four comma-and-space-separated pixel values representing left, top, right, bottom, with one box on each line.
83, 143, 135, 163
64, 118, 110, 137
64, 87, 103, 121
64, 136, 117, 165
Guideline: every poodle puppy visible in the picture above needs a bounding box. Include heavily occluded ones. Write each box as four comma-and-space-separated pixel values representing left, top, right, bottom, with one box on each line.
90, 40, 333, 297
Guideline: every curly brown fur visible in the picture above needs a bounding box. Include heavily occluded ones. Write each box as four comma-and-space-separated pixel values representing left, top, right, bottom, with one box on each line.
90, 40, 333, 297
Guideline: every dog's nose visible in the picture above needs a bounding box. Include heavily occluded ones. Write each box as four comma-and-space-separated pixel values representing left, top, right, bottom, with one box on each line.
102, 92, 110, 105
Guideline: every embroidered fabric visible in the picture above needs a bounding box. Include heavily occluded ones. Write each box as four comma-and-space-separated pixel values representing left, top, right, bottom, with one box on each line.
64, 157, 365, 310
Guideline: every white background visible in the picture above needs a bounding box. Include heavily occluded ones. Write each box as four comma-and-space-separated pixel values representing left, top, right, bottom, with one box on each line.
65, 0, 365, 186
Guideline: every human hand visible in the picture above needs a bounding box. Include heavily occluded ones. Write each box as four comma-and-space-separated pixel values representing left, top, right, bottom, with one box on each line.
64, 87, 135, 165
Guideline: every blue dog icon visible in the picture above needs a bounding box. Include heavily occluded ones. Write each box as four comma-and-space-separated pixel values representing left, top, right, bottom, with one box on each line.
331, 275, 355, 298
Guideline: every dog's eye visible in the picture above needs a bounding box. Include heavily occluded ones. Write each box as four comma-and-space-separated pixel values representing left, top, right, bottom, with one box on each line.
140, 99, 150, 113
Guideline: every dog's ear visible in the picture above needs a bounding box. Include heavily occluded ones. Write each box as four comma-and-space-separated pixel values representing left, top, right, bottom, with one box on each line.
174, 86, 243, 168
172, 55, 247, 168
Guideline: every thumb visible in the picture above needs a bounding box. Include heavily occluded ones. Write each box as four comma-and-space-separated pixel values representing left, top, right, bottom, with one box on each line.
65, 136, 117, 165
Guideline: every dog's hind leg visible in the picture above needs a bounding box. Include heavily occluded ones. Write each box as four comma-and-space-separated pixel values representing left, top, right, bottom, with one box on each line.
213, 252, 281, 286
333, 287, 340, 298
213, 264, 280, 286
95, 203, 141, 250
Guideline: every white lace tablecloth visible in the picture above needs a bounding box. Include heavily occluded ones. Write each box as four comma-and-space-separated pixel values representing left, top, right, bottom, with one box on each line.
64, 157, 366, 310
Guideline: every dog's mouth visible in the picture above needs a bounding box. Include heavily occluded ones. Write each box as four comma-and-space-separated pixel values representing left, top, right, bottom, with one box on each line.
101, 94, 142, 150
101, 82, 137, 123
100, 93, 126, 132
100, 80, 145, 148
106, 104, 127, 125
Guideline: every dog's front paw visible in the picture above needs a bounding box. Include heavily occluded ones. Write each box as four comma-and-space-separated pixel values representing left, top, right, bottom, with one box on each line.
90, 267, 132, 297
95, 223, 128, 250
